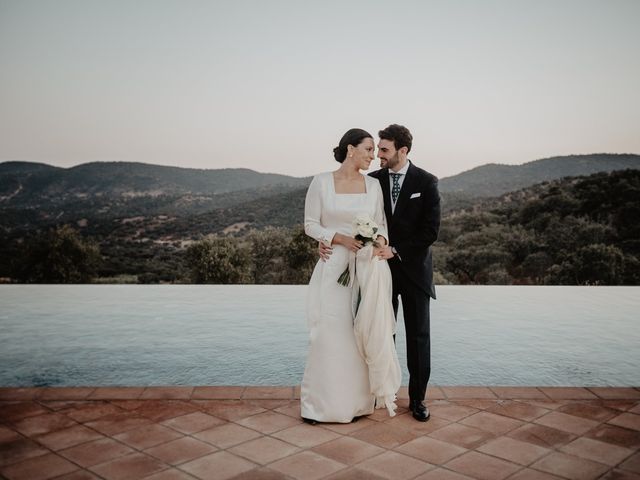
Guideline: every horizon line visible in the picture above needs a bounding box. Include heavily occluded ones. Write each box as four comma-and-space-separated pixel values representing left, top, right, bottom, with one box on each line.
1, 151, 639, 180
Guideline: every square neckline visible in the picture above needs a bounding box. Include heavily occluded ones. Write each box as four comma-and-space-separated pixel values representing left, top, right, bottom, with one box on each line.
331, 172, 368, 195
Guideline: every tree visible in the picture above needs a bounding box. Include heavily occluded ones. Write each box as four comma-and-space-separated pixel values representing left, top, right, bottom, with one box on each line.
545, 244, 625, 285
244, 227, 287, 284
520, 251, 554, 284
446, 245, 512, 283
444, 224, 514, 284
542, 216, 613, 258
13, 225, 102, 283
283, 225, 317, 284
185, 237, 251, 283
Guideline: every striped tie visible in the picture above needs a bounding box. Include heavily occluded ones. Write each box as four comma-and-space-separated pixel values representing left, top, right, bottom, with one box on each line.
391, 173, 401, 203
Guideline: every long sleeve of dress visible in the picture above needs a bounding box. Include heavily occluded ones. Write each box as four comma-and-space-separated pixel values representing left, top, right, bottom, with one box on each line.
304, 174, 337, 245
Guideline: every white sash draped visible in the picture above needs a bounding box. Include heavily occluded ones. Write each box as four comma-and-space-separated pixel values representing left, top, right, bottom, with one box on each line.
352, 245, 402, 417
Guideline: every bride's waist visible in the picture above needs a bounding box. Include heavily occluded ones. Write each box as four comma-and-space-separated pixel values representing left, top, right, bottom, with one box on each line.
326, 245, 350, 262
324, 245, 373, 266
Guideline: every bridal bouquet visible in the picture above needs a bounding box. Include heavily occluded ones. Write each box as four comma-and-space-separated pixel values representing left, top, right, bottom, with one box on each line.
337, 214, 380, 287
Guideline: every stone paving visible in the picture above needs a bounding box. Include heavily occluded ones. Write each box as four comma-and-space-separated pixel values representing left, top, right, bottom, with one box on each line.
1, 386, 640, 480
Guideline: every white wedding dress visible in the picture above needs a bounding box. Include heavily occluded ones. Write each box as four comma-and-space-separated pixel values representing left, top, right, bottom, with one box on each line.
301, 172, 401, 423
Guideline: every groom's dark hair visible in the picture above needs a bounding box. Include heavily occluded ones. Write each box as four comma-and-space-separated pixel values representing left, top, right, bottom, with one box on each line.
379, 124, 412, 153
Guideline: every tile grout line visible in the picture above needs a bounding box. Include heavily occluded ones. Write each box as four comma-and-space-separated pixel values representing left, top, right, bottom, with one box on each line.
2, 392, 638, 480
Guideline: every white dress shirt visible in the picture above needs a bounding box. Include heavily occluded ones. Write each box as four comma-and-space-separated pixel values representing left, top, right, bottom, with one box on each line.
389, 160, 410, 213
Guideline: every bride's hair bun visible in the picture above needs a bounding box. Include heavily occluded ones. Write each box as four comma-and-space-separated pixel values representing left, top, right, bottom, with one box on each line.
333, 128, 373, 163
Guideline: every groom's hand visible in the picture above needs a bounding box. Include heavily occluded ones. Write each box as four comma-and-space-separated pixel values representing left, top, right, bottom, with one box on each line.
318, 242, 333, 261
376, 246, 395, 260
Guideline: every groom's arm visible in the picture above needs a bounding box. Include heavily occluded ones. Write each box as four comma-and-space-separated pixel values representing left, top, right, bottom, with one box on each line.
318, 242, 332, 261
394, 176, 441, 259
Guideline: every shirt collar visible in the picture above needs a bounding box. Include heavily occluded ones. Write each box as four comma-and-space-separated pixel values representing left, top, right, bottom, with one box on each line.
390, 160, 410, 176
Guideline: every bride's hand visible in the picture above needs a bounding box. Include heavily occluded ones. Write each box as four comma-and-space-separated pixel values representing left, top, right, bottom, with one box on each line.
333, 233, 363, 252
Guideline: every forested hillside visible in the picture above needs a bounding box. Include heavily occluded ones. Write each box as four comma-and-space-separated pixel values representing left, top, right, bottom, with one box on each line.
434, 169, 639, 285
2, 169, 637, 285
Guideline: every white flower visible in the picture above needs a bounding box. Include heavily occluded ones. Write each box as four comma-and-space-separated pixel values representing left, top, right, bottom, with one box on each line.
338, 213, 380, 287
353, 214, 378, 240
357, 224, 375, 238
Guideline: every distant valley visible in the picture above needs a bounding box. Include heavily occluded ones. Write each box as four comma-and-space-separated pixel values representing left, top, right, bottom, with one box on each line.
1, 153, 638, 284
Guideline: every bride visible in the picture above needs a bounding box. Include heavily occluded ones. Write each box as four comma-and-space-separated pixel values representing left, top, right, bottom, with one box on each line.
301, 128, 401, 424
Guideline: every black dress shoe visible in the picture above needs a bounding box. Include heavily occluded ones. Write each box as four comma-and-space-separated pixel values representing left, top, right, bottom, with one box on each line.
302, 417, 318, 425
409, 400, 430, 422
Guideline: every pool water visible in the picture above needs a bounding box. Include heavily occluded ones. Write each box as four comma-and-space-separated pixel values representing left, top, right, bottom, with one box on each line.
0, 285, 638, 387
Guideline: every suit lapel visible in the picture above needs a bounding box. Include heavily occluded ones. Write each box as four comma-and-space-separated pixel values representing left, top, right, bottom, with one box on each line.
378, 169, 393, 223
392, 161, 416, 219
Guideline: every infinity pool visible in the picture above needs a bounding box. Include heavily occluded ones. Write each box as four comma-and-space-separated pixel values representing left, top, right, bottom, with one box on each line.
0, 285, 638, 387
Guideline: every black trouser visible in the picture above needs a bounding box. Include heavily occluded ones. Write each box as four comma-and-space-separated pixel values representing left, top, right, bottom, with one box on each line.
391, 271, 431, 403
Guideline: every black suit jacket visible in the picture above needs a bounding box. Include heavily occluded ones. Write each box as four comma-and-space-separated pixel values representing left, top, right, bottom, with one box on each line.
369, 161, 441, 299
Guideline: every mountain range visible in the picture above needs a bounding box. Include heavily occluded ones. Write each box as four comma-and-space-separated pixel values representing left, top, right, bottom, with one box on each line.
438, 153, 639, 196
3, 153, 638, 201
1, 153, 638, 236
0, 160, 309, 202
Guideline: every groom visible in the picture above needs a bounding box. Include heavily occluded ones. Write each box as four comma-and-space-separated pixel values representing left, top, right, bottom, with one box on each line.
373, 124, 440, 421
320, 124, 441, 421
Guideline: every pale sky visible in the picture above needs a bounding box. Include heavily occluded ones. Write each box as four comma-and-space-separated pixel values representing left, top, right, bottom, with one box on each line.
1, 0, 639, 179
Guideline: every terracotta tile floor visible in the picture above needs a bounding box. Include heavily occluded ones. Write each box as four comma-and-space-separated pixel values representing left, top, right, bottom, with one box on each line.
1, 386, 639, 480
